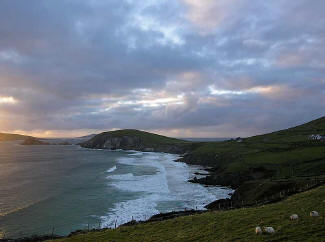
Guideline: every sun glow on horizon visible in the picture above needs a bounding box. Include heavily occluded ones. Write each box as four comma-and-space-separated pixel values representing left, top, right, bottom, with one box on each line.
7, 129, 105, 138
0, 96, 17, 104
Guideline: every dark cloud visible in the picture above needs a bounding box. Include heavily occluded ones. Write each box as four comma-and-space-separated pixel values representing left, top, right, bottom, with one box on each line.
0, 0, 324, 137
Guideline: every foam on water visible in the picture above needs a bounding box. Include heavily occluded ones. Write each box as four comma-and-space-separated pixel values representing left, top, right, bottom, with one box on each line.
106, 165, 117, 173
101, 151, 233, 228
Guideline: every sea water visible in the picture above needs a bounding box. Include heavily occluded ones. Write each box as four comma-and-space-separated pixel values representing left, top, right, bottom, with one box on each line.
0, 141, 232, 238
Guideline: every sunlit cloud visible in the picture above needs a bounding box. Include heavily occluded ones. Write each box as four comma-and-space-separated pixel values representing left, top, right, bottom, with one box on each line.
116, 95, 185, 108
219, 58, 271, 68
0, 96, 18, 104
11, 129, 105, 138
0, 1, 323, 138
209, 85, 274, 96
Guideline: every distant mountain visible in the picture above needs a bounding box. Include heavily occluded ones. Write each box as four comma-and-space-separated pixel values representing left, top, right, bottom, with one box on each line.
0, 132, 32, 141
81, 129, 190, 153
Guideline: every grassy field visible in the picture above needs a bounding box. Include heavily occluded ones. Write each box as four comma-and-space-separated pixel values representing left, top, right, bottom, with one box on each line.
51, 185, 325, 242
182, 117, 325, 180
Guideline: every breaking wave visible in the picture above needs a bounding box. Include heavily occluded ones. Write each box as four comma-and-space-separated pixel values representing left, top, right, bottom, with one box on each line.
101, 151, 232, 228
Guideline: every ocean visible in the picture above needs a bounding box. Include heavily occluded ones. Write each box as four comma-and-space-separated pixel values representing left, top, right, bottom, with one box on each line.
0, 141, 232, 239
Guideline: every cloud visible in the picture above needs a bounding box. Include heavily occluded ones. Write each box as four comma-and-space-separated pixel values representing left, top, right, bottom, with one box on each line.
0, 96, 17, 104
0, 0, 324, 137
181, 0, 243, 34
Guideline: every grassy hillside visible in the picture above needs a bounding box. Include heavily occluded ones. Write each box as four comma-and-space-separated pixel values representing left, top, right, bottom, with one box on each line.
94, 129, 188, 146
50, 185, 325, 242
181, 116, 325, 182
81, 129, 191, 153
0, 132, 31, 141
247, 116, 325, 143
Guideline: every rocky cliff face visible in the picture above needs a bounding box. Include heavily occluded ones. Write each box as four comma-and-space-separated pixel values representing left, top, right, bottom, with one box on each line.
81, 135, 186, 154
90, 136, 142, 150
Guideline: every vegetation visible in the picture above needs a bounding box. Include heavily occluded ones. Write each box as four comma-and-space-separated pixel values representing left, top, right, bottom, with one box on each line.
8, 116, 324, 241
182, 116, 325, 182
81, 117, 325, 208
95, 129, 189, 146
50, 185, 325, 242
80, 129, 191, 153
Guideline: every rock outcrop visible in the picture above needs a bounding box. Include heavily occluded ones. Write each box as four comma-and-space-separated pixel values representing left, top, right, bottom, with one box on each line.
80, 129, 189, 154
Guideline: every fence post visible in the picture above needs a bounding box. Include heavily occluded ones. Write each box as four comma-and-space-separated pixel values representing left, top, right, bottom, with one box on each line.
51, 227, 55, 239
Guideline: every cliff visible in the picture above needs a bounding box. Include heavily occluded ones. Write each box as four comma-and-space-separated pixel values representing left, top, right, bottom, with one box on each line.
80, 129, 190, 154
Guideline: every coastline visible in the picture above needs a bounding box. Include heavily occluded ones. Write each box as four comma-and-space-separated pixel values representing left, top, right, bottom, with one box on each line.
81, 146, 235, 210
73, 147, 233, 229
0, 145, 232, 240
80, 145, 325, 212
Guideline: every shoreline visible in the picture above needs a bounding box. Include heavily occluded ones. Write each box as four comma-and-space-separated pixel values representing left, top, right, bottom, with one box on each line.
1, 146, 230, 240
2, 144, 325, 240
81, 145, 235, 201
99, 150, 233, 227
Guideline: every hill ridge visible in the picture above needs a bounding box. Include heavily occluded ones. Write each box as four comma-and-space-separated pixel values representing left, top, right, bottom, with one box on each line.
80, 129, 189, 153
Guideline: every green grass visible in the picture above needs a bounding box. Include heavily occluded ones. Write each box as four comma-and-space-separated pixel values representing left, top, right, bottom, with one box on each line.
46, 117, 325, 241
83, 129, 190, 149
227, 146, 325, 174
247, 116, 325, 143
182, 116, 325, 179
51, 185, 325, 242
101, 129, 189, 145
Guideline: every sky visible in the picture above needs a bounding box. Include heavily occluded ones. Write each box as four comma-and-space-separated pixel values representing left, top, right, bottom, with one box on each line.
0, 0, 324, 138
